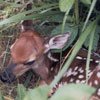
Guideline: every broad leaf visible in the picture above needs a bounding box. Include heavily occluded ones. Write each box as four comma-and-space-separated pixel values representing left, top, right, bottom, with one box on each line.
24, 85, 50, 100
80, 0, 91, 5
59, 0, 75, 12
16, 84, 27, 100
50, 84, 95, 100
47, 13, 64, 22
84, 27, 99, 51
0, 0, 4, 3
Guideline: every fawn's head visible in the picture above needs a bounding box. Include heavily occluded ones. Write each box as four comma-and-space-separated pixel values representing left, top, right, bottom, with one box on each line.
0, 25, 70, 83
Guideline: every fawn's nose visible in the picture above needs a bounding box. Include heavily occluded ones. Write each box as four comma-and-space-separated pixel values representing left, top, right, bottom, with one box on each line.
0, 63, 16, 83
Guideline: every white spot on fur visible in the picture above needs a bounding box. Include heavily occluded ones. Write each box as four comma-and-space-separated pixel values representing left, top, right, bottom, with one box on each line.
81, 80, 86, 83
70, 78, 74, 82
78, 67, 84, 73
97, 72, 100, 78
58, 83, 62, 88
76, 80, 80, 83
50, 67, 54, 71
78, 75, 84, 79
80, 70, 84, 73
95, 60, 100, 63
94, 80, 98, 85
73, 71, 78, 76
83, 58, 86, 60
74, 66, 78, 71
90, 59, 93, 61
76, 56, 83, 60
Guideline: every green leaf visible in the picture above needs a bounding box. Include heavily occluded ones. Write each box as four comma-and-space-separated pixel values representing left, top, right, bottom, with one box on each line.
0, 4, 58, 28
51, 23, 78, 52
80, 0, 91, 5
24, 85, 50, 100
16, 84, 27, 100
50, 84, 95, 100
59, 0, 75, 12
84, 29, 99, 51
10, 3, 22, 8
0, 0, 4, 3
85, 22, 97, 83
0, 92, 4, 100
47, 13, 64, 22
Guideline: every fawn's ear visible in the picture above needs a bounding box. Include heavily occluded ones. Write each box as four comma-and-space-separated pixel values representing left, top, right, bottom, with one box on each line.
44, 32, 71, 53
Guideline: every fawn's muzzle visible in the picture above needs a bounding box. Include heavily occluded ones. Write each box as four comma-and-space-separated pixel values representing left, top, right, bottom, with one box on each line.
0, 63, 17, 83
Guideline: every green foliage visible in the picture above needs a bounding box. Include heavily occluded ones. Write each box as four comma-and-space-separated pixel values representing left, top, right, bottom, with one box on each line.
16, 84, 95, 100
59, 0, 75, 12
85, 21, 97, 83
0, 84, 95, 100
46, 13, 64, 22
84, 31, 99, 51
50, 84, 95, 100
0, 3, 58, 28
16, 84, 27, 100
0, 0, 100, 100
84, 24, 100, 51
82, 0, 97, 31
59, 0, 75, 33
80, 0, 91, 5
12, 84, 50, 100
0, 92, 4, 100
0, 0, 4, 3
24, 85, 50, 100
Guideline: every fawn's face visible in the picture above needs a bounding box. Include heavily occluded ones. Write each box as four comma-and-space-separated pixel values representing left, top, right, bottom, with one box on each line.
0, 30, 70, 83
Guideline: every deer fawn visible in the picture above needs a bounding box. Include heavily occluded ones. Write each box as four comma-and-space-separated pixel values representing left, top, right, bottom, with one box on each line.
0, 3, 100, 100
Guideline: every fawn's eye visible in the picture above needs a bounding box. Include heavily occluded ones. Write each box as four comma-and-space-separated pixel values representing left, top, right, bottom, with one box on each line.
23, 60, 35, 65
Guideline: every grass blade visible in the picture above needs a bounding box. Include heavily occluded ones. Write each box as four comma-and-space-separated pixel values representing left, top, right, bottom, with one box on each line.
86, 22, 96, 83
82, 0, 97, 31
